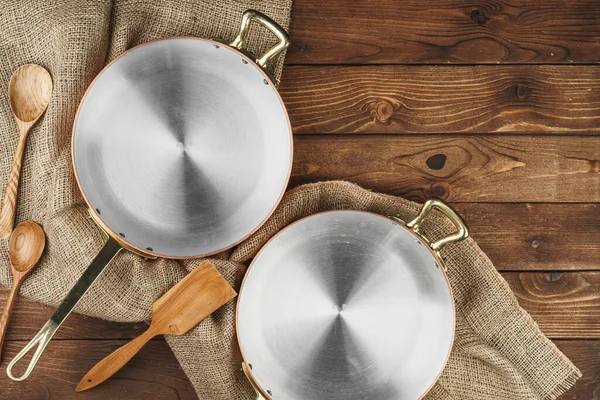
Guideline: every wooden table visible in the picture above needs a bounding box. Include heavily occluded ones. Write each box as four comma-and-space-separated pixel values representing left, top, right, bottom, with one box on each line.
1, 0, 599, 398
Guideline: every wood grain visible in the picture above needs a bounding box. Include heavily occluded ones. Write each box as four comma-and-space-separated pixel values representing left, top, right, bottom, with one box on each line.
0, 221, 46, 361
555, 340, 600, 399
280, 66, 600, 134
503, 272, 600, 339
0, 339, 592, 399
2, 271, 598, 342
288, 0, 600, 65
76, 261, 236, 392
453, 203, 600, 271
0, 340, 196, 399
0, 65, 52, 239
0, 0, 596, 396
0, 287, 147, 340
0, 282, 22, 363
290, 135, 600, 202
0, 135, 27, 240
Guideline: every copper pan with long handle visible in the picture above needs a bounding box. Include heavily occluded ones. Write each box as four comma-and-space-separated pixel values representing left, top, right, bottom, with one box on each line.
7, 9, 292, 381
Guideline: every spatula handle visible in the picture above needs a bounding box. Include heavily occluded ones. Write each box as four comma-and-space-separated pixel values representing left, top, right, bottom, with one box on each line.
76, 327, 156, 392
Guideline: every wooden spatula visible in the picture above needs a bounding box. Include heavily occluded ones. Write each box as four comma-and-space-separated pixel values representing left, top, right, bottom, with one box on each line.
75, 261, 237, 392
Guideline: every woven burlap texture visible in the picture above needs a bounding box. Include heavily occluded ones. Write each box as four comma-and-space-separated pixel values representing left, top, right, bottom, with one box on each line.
0, 1, 290, 398
0, 1, 580, 399
233, 181, 583, 400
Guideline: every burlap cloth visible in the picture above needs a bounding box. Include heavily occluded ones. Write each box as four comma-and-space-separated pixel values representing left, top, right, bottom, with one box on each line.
0, 1, 581, 399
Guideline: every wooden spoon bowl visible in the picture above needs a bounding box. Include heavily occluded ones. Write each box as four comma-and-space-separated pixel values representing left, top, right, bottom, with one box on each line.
9, 65, 53, 123
9, 221, 46, 271
0, 221, 46, 361
0, 65, 52, 239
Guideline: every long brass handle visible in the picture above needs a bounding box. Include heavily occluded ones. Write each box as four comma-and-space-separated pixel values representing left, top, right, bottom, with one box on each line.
407, 198, 469, 251
6, 237, 122, 381
230, 10, 290, 69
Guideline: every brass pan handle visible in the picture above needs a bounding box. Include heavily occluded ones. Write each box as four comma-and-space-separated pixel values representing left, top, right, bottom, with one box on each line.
242, 362, 267, 400
407, 198, 469, 251
6, 237, 122, 381
230, 10, 290, 69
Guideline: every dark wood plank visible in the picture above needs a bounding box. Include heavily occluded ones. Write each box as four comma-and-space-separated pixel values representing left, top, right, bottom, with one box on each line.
288, 0, 600, 65
291, 135, 600, 203
0, 338, 594, 399
453, 203, 600, 271
556, 340, 600, 400
280, 66, 600, 134
0, 340, 196, 399
0, 287, 147, 340
503, 272, 600, 339
3, 271, 597, 341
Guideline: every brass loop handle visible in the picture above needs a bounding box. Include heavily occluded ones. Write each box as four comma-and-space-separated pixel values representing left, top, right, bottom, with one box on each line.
6, 319, 57, 381
230, 10, 290, 69
6, 237, 122, 381
407, 198, 469, 251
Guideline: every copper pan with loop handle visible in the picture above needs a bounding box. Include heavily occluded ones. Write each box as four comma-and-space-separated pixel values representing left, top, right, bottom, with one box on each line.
236, 199, 469, 399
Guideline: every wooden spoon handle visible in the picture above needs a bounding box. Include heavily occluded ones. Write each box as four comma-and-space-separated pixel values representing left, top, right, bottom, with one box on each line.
0, 278, 22, 363
0, 125, 31, 239
75, 326, 157, 392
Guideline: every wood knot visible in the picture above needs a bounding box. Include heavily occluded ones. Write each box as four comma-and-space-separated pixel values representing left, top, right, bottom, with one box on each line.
546, 272, 563, 282
366, 100, 397, 124
470, 9, 488, 25
515, 84, 531, 100
589, 160, 600, 173
374, 101, 394, 123
291, 42, 309, 53
430, 182, 450, 199
426, 154, 447, 170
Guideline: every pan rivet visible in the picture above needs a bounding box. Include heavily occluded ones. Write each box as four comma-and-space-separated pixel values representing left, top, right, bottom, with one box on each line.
119, 232, 125, 238
434, 262, 439, 268
242, 59, 248, 64
146, 247, 153, 252
95, 208, 101, 215
214, 44, 220, 49
248, 363, 253, 369
263, 79, 269, 85
415, 239, 421, 244
267, 390, 272, 396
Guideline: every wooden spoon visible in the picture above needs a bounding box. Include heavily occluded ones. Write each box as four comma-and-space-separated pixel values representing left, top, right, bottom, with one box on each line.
0, 221, 45, 361
75, 260, 237, 392
0, 64, 52, 239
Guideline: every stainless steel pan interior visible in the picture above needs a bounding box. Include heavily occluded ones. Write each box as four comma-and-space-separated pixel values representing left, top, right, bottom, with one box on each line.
73, 35, 292, 258
237, 199, 469, 400
7, 10, 291, 381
